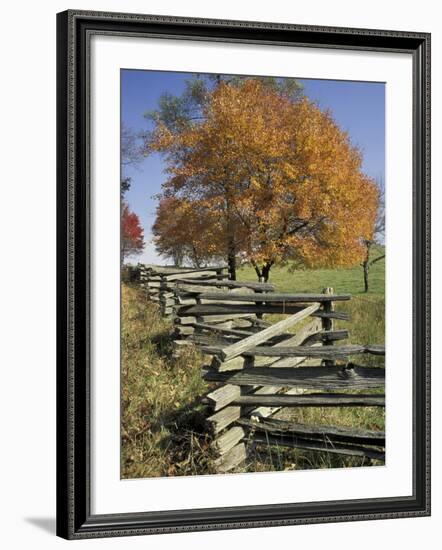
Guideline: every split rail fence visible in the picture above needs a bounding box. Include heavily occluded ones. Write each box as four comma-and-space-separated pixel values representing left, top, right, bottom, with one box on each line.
138, 264, 229, 317
135, 265, 385, 473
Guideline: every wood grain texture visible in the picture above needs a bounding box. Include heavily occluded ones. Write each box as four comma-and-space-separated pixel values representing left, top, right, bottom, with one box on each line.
204, 344, 383, 359
175, 313, 256, 324
211, 318, 323, 371
238, 417, 385, 445
218, 303, 321, 361
251, 434, 385, 461
175, 279, 275, 291
213, 426, 246, 456
163, 270, 225, 281
197, 293, 351, 302
191, 322, 261, 339
204, 365, 385, 390
302, 329, 349, 344
206, 406, 242, 434
177, 303, 349, 320
206, 384, 241, 411
206, 384, 279, 433
214, 443, 247, 472
232, 393, 385, 407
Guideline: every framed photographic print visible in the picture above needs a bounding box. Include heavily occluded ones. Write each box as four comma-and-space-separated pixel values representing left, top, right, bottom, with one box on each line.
56, 10, 431, 539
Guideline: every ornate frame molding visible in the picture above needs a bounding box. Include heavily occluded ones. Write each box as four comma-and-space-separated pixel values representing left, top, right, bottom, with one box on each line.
56, 10, 430, 539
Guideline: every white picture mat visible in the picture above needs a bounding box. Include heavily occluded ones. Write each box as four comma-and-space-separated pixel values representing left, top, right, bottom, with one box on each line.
90, 35, 413, 515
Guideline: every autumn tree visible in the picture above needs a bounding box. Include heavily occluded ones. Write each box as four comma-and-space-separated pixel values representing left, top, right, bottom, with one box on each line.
361, 182, 385, 292
152, 196, 226, 267
144, 75, 302, 279
146, 79, 378, 282
121, 202, 144, 262
152, 197, 185, 266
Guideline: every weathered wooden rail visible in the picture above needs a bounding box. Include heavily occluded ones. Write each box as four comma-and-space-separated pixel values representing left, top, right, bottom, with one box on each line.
195, 288, 385, 472
203, 364, 385, 390
138, 264, 229, 317
136, 266, 385, 473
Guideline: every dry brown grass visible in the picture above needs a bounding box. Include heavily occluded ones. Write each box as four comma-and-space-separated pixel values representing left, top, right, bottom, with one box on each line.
121, 284, 217, 478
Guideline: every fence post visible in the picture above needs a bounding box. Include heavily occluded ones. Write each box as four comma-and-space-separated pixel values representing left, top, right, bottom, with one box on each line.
322, 287, 334, 366
255, 289, 264, 320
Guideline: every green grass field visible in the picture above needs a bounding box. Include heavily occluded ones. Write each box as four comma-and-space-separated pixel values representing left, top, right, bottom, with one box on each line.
122, 251, 385, 478
237, 246, 385, 296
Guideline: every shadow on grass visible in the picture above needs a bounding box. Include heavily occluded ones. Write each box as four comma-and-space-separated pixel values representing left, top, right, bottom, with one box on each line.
149, 328, 175, 358
153, 397, 217, 476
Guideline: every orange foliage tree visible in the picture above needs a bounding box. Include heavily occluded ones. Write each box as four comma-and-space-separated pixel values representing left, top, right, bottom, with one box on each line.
121, 202, 144, 262
147, 79, 378, 281
152, 196, 226, 267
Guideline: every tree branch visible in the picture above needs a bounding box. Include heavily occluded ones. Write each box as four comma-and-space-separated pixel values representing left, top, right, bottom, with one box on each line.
369, 254, 385, 266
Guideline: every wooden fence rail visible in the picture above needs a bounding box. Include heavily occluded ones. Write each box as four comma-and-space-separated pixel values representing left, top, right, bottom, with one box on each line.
135, 266, 385, 472
194, 286, 385, 472
138, 264, 229, 317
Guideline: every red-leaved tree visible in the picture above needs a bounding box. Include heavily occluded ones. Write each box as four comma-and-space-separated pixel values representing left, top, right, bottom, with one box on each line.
121, 202, 144, 262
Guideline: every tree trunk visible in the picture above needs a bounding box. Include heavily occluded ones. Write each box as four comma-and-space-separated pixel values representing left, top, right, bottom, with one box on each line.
228, 245, 237, 281
262, 262, 273, 283
226, 193, 236, 280
172, 248, 183, 267
362, 241, 372, 293
253, 264, 263, 282
253, 261, 273, 283
363, 261, 369, 293
191, 246, 202, 268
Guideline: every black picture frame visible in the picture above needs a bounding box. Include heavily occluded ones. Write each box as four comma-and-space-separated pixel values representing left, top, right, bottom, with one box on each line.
56, 9, 431, 540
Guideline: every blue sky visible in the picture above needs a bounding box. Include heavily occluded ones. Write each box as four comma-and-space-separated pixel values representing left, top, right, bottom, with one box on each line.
121, 70, 385, 264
